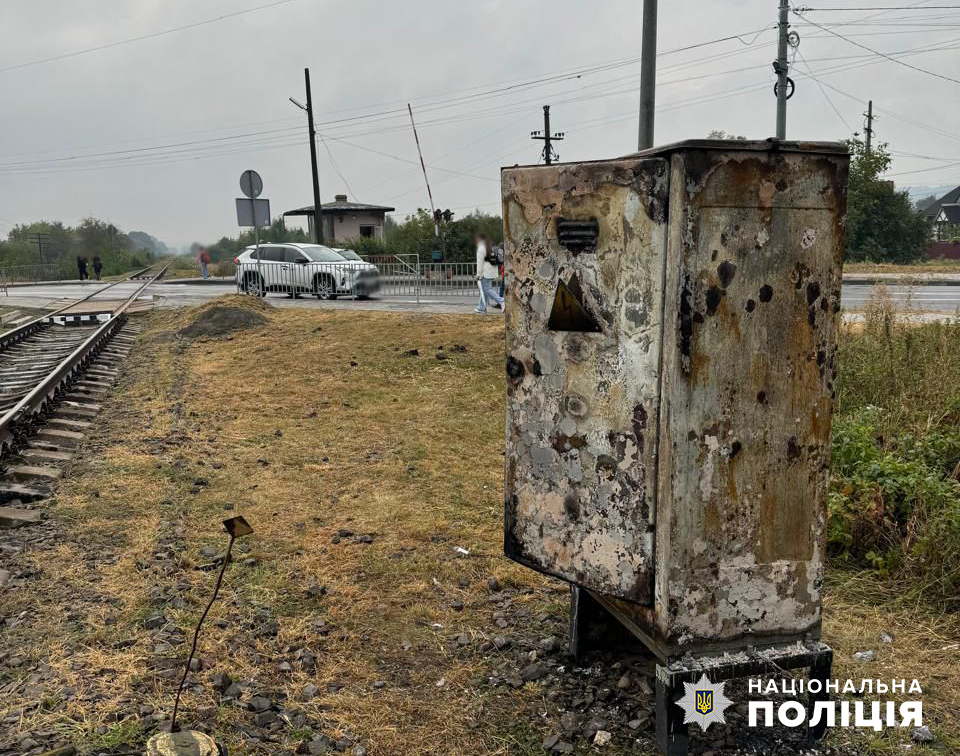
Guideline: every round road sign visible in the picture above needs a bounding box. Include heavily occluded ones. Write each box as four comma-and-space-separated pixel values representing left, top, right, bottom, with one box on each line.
239, 170, 263, 199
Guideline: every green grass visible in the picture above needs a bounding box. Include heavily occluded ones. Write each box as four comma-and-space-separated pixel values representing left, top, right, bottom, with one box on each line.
83, 720, 144, 753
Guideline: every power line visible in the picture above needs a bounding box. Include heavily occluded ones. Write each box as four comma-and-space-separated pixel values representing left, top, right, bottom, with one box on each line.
886, 160, 960, 176
793, 9, 960, 84
313, 135, 500, 183
298, 28, 774, 133
794, 5, 960, 11
0, 26, 772, 165
8, 15, 937, 168
5, 19, 957, 182
890, 149, 960, 159
0, 0, 311, 75
0, 40, 783, 173
2, 37, 951, 179
794, 50, 854, 131
315, 134, 357, 200
0, 126, 304, 169
793, 69, 960, 143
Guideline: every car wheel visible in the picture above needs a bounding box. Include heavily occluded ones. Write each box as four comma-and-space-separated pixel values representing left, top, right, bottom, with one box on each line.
313, 273, 336, 300
242, 272, 264, 296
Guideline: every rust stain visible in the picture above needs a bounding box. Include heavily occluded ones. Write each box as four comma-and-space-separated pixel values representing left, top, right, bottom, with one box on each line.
758, 181, 776, 208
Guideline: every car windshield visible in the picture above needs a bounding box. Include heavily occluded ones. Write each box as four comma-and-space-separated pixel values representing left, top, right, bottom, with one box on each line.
298, 245, 348, 263
335, 248, 362, 261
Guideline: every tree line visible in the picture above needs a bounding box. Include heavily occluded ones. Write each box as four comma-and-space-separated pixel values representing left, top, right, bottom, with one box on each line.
0, 218, 167, 277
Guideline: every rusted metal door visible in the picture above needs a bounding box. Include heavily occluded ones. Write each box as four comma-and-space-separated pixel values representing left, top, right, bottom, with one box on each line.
502, 157, 669, 604
653, 146, 847, 651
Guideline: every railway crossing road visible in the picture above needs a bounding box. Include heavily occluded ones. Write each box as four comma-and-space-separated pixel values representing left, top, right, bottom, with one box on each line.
1, 278, 959, 317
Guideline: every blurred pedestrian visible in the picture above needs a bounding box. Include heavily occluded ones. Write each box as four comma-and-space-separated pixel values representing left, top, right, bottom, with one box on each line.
494, 243, 505, 299
92, 256, 103, 281
474, 234, 503, 314
195, 247, 211, 280
76, 256, 88, 280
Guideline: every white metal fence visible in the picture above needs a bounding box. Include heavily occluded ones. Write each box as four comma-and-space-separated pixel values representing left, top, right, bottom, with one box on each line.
235, 254, 497, 303
0, 264, 63, 284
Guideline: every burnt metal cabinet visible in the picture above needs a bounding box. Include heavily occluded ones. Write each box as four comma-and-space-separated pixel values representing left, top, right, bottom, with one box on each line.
502, 140, 848, 755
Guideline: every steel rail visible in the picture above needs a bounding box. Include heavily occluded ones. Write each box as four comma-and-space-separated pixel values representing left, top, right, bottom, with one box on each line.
0, 260, 169, 352
0, 262, 170, 453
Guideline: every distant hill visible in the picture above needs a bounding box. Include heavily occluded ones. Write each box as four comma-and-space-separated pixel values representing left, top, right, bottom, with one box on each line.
904, 184, 957, 203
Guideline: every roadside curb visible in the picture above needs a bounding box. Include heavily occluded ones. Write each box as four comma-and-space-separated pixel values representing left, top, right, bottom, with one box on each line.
159, 277, 234, 285
843, 275, 960, 286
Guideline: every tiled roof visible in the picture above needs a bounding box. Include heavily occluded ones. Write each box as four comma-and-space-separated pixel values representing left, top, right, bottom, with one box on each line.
284, 201, 395, 215
923, 185, 960, 218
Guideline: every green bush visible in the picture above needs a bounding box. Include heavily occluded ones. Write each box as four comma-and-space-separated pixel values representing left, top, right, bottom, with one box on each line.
830, 294, 960, 606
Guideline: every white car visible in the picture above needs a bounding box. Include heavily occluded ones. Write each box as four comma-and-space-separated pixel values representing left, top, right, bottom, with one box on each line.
332, 247, 363, 262
233, 243, 380, 299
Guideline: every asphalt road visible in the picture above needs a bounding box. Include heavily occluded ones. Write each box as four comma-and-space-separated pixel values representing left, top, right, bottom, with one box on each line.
841, 284, 960, 314
2, 279, 959, 316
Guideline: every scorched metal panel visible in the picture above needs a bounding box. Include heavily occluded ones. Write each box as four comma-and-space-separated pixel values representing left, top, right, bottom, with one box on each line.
502, 157, 669, 604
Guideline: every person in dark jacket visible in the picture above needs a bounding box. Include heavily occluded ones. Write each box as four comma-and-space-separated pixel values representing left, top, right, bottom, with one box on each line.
92, 256, 103, 281
77, 256, 88, 280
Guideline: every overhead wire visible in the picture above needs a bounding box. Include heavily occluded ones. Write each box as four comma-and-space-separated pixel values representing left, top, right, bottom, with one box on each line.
0, 0, 312, 75
315, 134, 358, 200
0, 25, 775, 165
793, 8, 960, 84
794, 49, 856, 132
794, 5, 960, 11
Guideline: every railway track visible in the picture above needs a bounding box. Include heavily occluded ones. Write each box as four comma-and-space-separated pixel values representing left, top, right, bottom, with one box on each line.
129, 261, 168, 281
0, 265, 167, 527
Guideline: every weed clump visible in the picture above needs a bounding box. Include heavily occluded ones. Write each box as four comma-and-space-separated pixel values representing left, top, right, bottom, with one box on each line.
831, 286, 960, 606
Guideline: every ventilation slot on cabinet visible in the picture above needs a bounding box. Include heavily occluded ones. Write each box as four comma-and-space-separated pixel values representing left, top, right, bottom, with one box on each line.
557, 218, 599, 254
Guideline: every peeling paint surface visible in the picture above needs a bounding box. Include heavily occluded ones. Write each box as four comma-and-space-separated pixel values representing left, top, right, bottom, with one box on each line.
655, 146, 847, 654
502, 157, 669, 604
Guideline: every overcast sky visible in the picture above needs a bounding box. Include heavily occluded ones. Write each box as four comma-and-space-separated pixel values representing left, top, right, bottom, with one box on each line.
1, 0, 958, 247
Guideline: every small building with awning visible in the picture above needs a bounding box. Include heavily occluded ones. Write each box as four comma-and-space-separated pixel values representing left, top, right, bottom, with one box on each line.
283, 194, 395, 243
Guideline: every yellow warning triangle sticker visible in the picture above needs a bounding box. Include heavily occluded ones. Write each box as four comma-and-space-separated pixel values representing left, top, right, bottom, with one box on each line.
547, 275, 602, 332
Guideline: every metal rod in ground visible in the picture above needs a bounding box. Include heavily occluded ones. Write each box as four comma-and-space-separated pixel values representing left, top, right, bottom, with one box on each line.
304, 68, 325, 245
169, 534, 236, 733
775, 0, 790, 139
637, 0, 658, 150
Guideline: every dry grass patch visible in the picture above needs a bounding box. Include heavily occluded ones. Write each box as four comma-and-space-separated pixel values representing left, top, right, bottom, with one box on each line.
845, 260, 960, 274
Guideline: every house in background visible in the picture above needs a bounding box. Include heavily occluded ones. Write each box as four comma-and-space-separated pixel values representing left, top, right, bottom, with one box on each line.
283, 195, 395, 244
934, 203, 960, 240
921, 184, 960, 259
922, 184, 960, 240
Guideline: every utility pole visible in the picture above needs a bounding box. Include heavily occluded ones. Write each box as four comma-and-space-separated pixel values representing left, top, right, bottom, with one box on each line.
774, 0, 790, 140
303, 68, 324, 244
32, 232, 50, 265
864, 100, 874, 154
637, 0, 658, 150
531, 106, 564, 165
